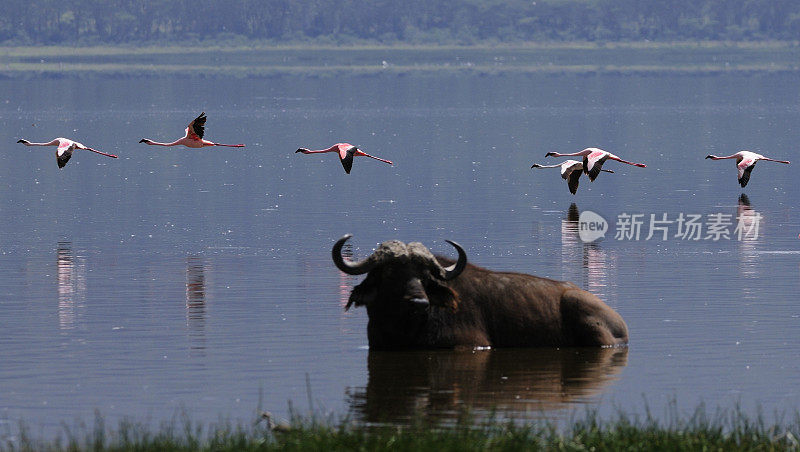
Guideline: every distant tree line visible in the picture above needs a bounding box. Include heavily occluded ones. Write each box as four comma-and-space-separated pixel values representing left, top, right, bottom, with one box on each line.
4, 0, 800, 45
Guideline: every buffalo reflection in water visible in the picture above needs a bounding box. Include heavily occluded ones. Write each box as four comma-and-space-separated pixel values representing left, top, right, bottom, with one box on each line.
347, 347, 627, 424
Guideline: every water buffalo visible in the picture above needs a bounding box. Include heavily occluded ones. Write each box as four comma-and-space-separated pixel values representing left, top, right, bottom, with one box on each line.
333, 234, 628, 349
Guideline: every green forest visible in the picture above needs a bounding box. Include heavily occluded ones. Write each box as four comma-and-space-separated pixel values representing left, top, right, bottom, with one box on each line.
4, 0, 800, 45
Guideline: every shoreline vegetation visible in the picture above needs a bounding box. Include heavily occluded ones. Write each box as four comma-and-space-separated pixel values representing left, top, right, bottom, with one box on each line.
1, 41, 799, 78
6, 1, 800, 45
4, 407, 800, 451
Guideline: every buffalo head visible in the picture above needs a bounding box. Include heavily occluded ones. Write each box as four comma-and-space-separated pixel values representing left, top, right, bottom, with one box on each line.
333, 234, 466, 315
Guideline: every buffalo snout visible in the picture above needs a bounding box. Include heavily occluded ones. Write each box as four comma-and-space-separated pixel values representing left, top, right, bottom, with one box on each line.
403, 278, 430, 307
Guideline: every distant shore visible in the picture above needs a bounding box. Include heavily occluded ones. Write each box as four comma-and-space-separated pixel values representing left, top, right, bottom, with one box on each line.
1, 41, 799, 78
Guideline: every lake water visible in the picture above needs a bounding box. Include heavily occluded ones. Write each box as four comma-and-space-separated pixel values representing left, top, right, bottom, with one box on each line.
0, 72, 798, 437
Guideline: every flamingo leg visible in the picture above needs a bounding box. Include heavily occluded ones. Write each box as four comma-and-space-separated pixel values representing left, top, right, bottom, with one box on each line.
82, 147, 118, 158
209, 142, 245, 148
760, 158, 791, 164
356, 151, 393, 165
609, 156, 646, 167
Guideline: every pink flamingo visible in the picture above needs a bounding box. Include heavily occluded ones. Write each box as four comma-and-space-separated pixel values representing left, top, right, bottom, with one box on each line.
532, 160, 614, 195
706, 150, 790, 187
545, 147, 646, 181
295, 143, 393, 174
139, 112, 244, 148
17, 138, 118, 168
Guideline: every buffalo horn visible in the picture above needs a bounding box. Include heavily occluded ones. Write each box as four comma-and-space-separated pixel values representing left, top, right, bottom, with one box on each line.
332, 234, 376, 275
442, 240, 467, 280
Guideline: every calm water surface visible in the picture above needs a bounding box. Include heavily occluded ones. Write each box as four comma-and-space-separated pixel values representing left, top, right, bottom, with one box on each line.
0, 73, 798, 436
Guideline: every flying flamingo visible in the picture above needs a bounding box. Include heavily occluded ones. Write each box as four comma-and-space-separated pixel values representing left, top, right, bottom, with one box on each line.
16, 138, 118, 168
705, 150, 790, 187
532, 160, 614, 194
139, 112, 244, 148
545, 147, 646, 181
295, 143, 393, 174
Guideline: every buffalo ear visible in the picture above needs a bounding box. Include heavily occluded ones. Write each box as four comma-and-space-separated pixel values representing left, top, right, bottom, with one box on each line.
427, 281, 459, 311
346, 279, 377, 311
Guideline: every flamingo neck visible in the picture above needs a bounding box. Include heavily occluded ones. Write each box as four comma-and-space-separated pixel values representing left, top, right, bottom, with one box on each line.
298, 147, 336, 154
22, 140, 60, 147
144, 140, 182, 146
552, 150, 591, 157
708, 154, 739, 160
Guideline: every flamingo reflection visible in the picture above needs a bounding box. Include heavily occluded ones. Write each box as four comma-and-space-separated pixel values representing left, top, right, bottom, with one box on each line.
560, 204, 616, 301
347, 347, 627, 424
186, 255, 209, 353
298, 241, 357, 313
736, 194, 762, 242
57, 242, 86, 330
736, 194, 762, 285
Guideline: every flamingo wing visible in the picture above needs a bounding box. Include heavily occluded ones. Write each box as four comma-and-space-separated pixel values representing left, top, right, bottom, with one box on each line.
339, 146, 356, 174
559, 160, 581, 178
187, 112, 207, 140
738, 158, 756, 187
567, 168, 582, 194
56, 141, 74, 168
584, 151, 608, 181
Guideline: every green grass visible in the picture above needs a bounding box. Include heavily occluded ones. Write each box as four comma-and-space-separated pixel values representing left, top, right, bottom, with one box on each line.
4, 406, 800, 451
1, 41, 800, 77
